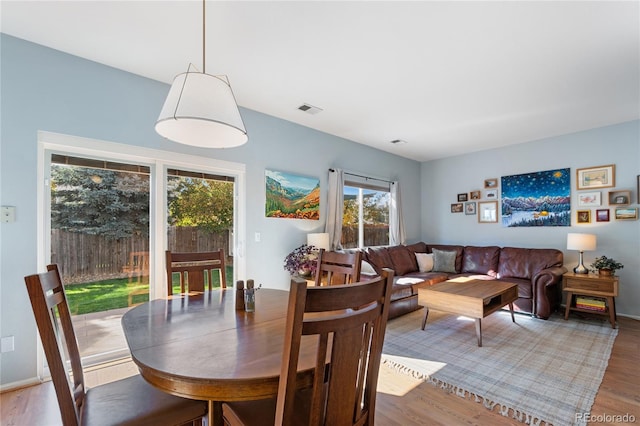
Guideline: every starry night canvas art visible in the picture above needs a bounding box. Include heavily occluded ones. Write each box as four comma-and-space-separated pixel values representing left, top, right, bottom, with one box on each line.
501, 168, 571, 227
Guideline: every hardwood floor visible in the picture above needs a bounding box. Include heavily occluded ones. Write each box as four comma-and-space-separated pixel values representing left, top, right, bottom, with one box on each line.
2, 317, 638, 426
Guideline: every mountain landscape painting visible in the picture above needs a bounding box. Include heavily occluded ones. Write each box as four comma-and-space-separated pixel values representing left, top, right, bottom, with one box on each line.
265, 169, 320, 220
501, 168, 571, 227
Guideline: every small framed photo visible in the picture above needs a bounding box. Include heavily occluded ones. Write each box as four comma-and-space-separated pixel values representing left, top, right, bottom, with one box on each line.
485, 189, 498, 199
577, 191, 601, 207
576, 164, 615, 190
470, 190, 481, 200
457, 193, 468, 202
596, 209, 610, 222
615, 207, 638, 220
451, 203, 463, 213
576, 210, 591, 224
465, 201, 476, 215
484, 178, 498, 189
478, 201, 498, 223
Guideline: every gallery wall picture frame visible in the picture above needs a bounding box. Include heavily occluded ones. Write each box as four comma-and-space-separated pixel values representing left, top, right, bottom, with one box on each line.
596, 209, 610, 222
470, 190, 481, 200
457, 193, 468, 202
451, 203, 463, 213
484, 178, 498, 188
465, 201, 476, 215
576, 164, 615, 190
576, 210, 591, 224
485, 189, 498, 199
615, 207, 638, 221
478, 201, 498, 223
577, 191, 601, 207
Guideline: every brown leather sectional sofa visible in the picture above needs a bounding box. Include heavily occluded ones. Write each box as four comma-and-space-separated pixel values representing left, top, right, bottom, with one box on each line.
356, 242, 567, 320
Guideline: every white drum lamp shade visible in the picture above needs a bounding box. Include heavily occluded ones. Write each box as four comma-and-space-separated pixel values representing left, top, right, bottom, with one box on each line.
567, 233, 596, 274
155, 72, 248, 148
307, 233, 330, 251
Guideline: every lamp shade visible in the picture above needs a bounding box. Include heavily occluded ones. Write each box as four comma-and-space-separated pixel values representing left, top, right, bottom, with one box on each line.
155, 72, 247, 148
566, 233, 597, 251
307, 233, 330, 251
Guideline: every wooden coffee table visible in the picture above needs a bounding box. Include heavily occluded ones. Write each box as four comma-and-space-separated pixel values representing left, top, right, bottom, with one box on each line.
418, 278, 518, 346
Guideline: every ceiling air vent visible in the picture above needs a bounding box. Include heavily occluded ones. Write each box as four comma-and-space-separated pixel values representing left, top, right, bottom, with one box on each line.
390, 139, 408, 145
298, 103, 323, 115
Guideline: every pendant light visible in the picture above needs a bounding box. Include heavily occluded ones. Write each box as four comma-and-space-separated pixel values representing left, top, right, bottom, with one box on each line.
155, 0, 248, 148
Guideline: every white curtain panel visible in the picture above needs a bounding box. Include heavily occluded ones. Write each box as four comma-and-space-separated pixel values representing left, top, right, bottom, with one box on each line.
325, 168, 344, 251
390, 181, 406, 245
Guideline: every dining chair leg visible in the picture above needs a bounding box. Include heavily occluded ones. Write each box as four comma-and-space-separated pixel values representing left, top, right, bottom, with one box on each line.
208, 400, 224, 426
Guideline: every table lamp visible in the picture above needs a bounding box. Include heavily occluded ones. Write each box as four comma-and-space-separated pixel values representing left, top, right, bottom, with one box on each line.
307, 232, 330, 251
566, 233, 596, 274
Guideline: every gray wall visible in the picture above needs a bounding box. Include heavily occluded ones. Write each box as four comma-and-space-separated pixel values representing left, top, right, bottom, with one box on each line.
421, 120, 640, 317
0, 35, 422, 386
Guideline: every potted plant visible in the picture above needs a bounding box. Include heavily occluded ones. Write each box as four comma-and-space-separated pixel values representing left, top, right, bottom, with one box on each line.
283, 244, 318, 277
589, 256, 624, 276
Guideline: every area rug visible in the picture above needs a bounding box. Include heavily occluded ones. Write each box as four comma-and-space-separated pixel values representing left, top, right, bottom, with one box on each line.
382, 309, 618, 426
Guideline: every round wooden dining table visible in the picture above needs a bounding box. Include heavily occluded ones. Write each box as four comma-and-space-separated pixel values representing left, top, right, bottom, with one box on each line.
121, 288, 317, 426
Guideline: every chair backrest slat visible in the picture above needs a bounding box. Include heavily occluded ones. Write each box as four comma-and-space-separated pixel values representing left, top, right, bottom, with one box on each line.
25, 264, 84, 426
276, 268, 394, 426
166, 249, 227, 295
314, 249, 362, 286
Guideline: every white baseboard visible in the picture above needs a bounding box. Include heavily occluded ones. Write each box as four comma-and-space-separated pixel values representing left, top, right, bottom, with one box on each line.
0, 376, 43, 393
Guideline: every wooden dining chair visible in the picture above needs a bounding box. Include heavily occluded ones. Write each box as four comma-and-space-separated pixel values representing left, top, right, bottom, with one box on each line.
166, 249, 227, 296
24, 264, 208, 426
222, 268, 395, 426
313, 248, 362, 286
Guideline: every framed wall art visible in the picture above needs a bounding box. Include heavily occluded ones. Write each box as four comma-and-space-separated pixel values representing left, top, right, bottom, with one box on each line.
501, 168, 570, 227
470, 190, 481, 200
457, 193, 468, 202
265, 169, 320, 220
451, 203, 463, 213
596, 209, 610, 222
478, 201, 498, 223
615, 207, 638, 221
576, 164, 615, 190
484, 178, 498, 188
465, 201, 476, 215
577, 191, 601, 207
577, 210, 591, 224
485, 189, 498, 199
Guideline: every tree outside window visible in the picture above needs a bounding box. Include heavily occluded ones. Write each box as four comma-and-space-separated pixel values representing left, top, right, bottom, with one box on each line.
342, 185, 389, 248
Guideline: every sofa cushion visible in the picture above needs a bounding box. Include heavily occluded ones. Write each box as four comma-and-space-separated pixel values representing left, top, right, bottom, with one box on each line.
498, 247, 563, 280
427, 244, 464, 272
462, 246, 500, 276
388, 245, 418, 275
365, 247, 394, 275
432, 248, 457, 273
405, 242, 427, 254
415, 253, 434, 272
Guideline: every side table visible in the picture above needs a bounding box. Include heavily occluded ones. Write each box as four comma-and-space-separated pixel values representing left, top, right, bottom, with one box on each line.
562, 272, 618, 328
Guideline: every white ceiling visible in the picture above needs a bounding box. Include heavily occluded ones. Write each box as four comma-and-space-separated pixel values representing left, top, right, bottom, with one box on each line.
2, 1, 639, 162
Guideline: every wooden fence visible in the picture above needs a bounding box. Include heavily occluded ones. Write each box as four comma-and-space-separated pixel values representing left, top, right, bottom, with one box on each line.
340, 225, 389, 248
52, 227, 230, 284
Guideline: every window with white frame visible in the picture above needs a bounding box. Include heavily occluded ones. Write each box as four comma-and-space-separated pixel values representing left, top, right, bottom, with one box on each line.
341, 179, 390, 249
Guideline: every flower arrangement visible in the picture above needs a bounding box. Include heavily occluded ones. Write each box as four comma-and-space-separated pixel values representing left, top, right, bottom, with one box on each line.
284, 244, 318, 276
589, 256, 624, 274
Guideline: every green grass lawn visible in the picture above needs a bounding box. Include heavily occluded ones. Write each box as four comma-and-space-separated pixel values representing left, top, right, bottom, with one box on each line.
65, 266, 233, 315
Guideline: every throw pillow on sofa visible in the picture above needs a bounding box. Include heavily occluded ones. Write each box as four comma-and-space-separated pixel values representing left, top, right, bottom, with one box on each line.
432, 248, 457, 273
415, 253, 434, 272
361, 260, 378, 276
